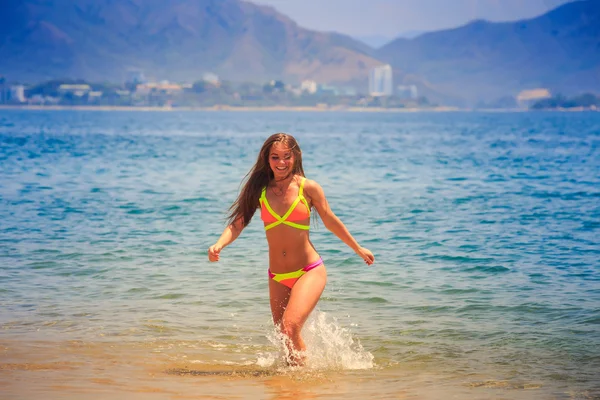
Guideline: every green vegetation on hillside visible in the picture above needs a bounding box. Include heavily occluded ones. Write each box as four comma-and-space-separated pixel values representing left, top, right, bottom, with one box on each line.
7, 78, 434, 109
530, 93, 600, 110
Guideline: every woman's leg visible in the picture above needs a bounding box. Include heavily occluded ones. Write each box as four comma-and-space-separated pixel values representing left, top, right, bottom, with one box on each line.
269, 277, 291, 327
279, 265, 327, 364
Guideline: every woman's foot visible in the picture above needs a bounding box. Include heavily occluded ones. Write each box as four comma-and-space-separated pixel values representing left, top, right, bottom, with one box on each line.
285, 350, 306, 367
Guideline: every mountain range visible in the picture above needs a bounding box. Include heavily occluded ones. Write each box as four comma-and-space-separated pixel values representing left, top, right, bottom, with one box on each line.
0, 0, 598, 104
0, 0, 380, 86
377, 0, 600, 104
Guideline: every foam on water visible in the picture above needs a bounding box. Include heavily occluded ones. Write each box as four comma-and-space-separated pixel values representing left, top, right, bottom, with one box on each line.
256, 311, 374, 371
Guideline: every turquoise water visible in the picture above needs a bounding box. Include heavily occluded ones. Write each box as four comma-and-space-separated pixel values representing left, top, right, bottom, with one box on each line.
1, 110, 599, 397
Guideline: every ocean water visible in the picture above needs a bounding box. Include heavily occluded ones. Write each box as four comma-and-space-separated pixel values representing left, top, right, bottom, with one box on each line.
0, 109, 599, 399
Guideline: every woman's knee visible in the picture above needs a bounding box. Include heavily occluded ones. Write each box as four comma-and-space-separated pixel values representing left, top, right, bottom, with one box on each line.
280, 316, 302, 339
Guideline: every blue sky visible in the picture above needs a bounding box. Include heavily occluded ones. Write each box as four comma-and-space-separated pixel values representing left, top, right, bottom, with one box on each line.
252, 0, 575, 40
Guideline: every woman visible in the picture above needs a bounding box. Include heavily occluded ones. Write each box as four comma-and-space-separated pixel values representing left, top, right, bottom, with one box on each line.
208, 133, 375, 365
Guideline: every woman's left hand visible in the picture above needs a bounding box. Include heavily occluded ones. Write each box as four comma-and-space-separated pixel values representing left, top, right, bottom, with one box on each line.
356, 247, 375, 266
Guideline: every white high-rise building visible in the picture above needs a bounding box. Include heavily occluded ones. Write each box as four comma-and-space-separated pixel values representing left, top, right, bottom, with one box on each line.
10, 85, 26, 103
369, 64, 393, 97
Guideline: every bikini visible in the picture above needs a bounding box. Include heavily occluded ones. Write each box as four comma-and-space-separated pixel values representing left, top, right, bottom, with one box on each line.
260, 177, 324, 289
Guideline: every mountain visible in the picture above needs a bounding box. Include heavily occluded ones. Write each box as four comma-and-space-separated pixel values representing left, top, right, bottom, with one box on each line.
0, 0, 382, 86
395, 30, 427, 39
377, 0, 600, 104
355, 35, 395, 49
1, 0, 597, 104
356, 31, 427, 49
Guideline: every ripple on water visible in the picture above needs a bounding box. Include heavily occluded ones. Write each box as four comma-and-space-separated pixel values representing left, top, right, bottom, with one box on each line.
0, 110, 599, 396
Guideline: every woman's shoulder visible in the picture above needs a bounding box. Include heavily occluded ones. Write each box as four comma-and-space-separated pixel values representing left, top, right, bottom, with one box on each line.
299, 175, 315, 185
300, 176, 323, 195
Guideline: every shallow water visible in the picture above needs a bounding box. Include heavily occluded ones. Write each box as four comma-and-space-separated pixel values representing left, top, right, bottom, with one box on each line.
1, 109, 599, 399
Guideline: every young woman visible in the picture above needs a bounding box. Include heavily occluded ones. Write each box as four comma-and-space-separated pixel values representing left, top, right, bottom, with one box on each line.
208, 133, 375, 365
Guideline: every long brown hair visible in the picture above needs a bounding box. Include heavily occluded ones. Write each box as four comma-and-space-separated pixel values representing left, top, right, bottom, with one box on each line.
227, 133, 305, 227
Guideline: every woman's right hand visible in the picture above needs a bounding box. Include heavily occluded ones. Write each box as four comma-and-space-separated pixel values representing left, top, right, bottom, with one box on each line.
356, 247, 375, 266
208, 244, 222, 262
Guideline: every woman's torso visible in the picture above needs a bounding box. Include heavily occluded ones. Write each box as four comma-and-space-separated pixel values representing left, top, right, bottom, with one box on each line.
260, 176, 319, 272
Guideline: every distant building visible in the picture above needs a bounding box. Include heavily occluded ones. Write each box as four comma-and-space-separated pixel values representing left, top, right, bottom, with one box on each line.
203, 73, 220, 85
58, 84, 91, 97
0, 77, 9, 103
516, 88, 551, 107
87, 91, 103, 104
317, 85, 339, 96
10, 85, 26, 103
338, 86, 358, 96
369, 64, 393, 97
28, 95, 59, 105
135, 82, 183, 95
0, 84, 27, 103
28, 94, 44, 105
300, 80, 318, 94
264, 80, 286, 93
397, 84, 418, 99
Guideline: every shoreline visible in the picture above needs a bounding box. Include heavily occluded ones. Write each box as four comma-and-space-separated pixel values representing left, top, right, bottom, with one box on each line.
0, 104, 460, 112
0, 104, 597, 112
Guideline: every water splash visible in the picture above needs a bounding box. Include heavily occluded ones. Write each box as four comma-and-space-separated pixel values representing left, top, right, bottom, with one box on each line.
256, 311, 374, 370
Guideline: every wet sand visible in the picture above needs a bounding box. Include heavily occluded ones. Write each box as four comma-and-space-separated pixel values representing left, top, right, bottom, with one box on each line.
1, 338, 576, 400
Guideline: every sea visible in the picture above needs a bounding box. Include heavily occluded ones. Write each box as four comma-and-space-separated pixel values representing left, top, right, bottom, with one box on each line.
0, 109, 598, 399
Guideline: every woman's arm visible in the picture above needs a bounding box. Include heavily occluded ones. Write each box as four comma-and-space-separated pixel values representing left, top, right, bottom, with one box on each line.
208, 217, 244, 262
305, 180, 375, 265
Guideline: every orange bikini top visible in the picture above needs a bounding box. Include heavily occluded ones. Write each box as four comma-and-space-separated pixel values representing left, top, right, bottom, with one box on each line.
259, 177, 311, 231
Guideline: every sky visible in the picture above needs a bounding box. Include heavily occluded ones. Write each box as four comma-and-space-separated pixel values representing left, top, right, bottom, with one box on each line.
251, 0, 575, 42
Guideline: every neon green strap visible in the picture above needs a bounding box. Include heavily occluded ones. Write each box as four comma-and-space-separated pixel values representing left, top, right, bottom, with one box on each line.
271, 269, 306, 282
298, 178, 310, 213
260, 178, 310, 231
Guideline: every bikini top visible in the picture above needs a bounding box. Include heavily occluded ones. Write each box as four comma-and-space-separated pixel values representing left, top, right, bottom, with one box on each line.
259, 177, 311, 231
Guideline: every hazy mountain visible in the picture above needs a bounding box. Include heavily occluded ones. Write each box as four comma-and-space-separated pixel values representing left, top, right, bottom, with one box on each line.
355, 35, 394, 49
1, 0, 596, 104
356, 31, 426, 48
396, 30, 427, 39
378, 0, 600, 104
0, 0, 382, 86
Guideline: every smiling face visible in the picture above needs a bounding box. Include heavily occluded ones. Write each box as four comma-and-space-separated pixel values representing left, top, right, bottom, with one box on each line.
268, 142, 295, 180
256, 133, 305, 183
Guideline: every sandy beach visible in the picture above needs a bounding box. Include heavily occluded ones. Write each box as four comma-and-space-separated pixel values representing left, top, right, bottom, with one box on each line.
1, 338, 554, 400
